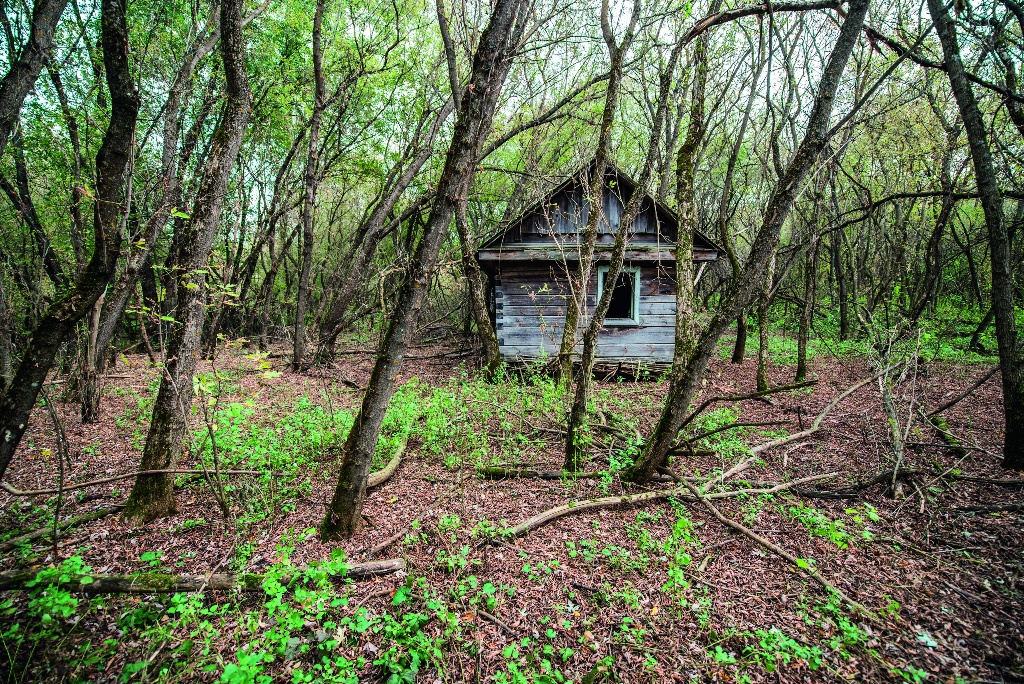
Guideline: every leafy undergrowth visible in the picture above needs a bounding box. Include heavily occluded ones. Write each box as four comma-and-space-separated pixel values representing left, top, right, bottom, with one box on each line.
0, 344, 1019, 683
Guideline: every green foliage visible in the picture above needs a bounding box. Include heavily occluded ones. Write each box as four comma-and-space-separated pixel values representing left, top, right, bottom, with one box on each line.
786, 503, 853, 548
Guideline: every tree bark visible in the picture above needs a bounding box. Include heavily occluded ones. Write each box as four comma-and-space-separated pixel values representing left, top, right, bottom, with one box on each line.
0, 0, 69, 160
927, 0, 1024, 470
122, 0, 252, 523
293, 0, 327, 372
755, 250, 776, 392
731, 314, 747, 363
627, 0, 868, 483
0, 0, 138, 485
320, 0, 526, 539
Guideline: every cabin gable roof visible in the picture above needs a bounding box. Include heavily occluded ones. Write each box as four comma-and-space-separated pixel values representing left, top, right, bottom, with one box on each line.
479, 161, 720, 261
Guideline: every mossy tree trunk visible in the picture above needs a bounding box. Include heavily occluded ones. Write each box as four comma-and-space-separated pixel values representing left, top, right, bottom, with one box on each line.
122, 0, 252, 523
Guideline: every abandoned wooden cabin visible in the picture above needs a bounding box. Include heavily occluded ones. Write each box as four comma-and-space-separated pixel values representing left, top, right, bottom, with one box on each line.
477, 163, 719, 366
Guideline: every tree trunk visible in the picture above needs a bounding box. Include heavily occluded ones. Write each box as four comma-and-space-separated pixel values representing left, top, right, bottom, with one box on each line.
564, 21, 677, 472
122, 0, 252, 523
0, 0, 139, 484
731, 313, 747, 363
796, 238, 819, 382
927, 0, 1024, 470
293, 0, 326, 372
321, 0, 526, 540
80, 292, 106, 422
755, 252, 775, 392
830, 234, 849, 340
626, 0, 868, 483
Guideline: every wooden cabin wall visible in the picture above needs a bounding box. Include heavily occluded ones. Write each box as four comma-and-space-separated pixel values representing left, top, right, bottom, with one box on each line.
494, 262, 677, 362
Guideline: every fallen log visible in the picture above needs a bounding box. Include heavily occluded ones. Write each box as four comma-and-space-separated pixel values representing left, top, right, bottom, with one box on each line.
0, 505, 124, 552
0, 558, 406, 594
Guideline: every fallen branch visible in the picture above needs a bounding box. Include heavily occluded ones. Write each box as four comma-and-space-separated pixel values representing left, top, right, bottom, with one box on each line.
476, 465, 675, 483
0, 558, 406, 594
847, 467, 1024, 491
673, 476, 878, 622
796, 467, 1024, 500
0, 505, 124, 552
925, 365, 999, 417
367, 434, 409, 488
921, 410, 967, 457
681, 380, 819, 430
1, 470, 263, 497
498, 473, 836, 540
686, 420, 789, 444
953, 502, 1024, 513
477, 466, 599, 480
751, 368, 897, 455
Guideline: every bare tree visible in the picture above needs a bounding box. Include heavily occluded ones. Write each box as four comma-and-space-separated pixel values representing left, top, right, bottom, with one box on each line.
627, 0, 870, 483
293, 0, 327, 371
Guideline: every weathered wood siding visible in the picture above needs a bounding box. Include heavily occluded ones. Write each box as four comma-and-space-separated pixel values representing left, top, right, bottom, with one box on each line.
512, 182, 671, 245
495, 263, 677, 362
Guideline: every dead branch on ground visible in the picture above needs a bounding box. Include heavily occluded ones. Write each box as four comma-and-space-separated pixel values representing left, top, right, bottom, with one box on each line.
670, 473, 879, 621
0, 558, 406, 594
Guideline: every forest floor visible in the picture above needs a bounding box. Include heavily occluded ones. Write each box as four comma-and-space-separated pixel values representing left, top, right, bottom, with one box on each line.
0, 336, 1021, 684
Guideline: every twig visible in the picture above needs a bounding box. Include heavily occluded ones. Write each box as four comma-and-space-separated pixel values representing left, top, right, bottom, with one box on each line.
751, 366, 900, 455
674, 477, 879, 621
477, 609, 517, 637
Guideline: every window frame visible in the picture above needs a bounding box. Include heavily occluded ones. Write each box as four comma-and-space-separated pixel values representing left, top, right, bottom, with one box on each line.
596, 265, 641, 327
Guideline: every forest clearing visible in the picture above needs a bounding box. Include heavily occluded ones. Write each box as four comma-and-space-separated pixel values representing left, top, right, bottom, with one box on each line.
0, 334, 1019, 682
0, 0, 1022, 681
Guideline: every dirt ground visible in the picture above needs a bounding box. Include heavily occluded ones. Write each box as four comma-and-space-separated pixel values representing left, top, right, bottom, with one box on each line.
1, 341, 1021, 683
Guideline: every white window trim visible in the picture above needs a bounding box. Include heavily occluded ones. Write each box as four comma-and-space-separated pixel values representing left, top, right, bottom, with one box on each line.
597, 265, 641, 326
